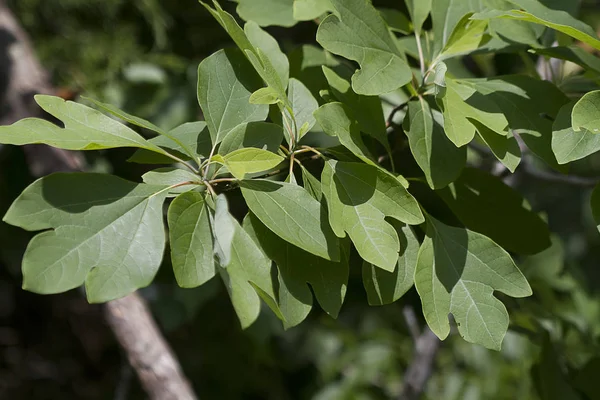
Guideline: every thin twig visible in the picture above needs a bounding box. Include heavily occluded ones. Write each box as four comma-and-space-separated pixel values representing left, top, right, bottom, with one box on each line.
403, 306, 421, 341
386, 101, 410, 128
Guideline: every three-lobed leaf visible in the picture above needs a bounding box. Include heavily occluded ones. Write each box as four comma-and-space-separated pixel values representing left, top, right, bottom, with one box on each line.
322, 160, 424, 271
316, 0, 412, 95
414, 215, 532, 350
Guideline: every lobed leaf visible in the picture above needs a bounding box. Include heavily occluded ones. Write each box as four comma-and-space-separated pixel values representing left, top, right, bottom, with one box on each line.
316, 0, 412, 95
0, 95, 168, 155
245, 213, 349, 328
362, 222, 419, 305
322, 160, 424, 271
414, 216, 532, 350
3, 173, 169, 303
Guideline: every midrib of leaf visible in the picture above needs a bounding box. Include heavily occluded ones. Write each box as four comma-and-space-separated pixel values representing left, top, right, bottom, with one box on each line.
335, 167, 421, 220
92, 200, 151, 294
31, 195, 157, 282
184, 203, 210, 283
335, 3, 395, 52
432, 229, 494, 341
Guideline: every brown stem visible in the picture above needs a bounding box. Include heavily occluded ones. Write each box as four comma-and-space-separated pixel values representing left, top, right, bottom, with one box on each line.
105, 293, 197, 400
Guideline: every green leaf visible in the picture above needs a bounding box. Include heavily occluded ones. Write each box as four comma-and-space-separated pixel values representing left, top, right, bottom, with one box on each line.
553, 101, 600, 164
197, 48, 268, 144
129, 121, 212, 164
235, 0, 296, 27
218, 213, 281, 328
316, 0, 412, 95
572, 90, 600, 132
362, 222, 419, 305
314, 102, 376, 165
438, 13, 490, 61
168, 192, 215, 288
210, 194, 236, 267
379, 8, 412, 34
405, 0, 432, 34
0, 95, 167, 154
223, 148, 284, 179
219, 122, 284, 155
437, 77, 508, 147
437, 168, 551, 254
250, 87, 280, 105
245, 21, 290, 91
473, 0, 600, 51
293, 0, 332, 20
142, 168, 202, 196
287, 78, 319, 140
240, 179, 340, 261
456, 76, 569, 170
322, 160, 424, 271
322, 66, 389, 152
431, 0, 476, 55
246, 213, 349, 328
472, 120, 521, 172
300, 165, 322, 200
414, 215, 532, 350
403, 98, 466, 189
3, 173, 168, 303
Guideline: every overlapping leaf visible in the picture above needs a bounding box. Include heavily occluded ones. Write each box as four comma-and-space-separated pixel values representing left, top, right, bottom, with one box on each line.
235, 0, 296, 27
316, 0, 412, 95
293, 0, 332, 21
437, 168, 551, 254
552, 101, 600, 164
314, 102, 376, 165
142, 168, 202, 196
322, 160, 424, 271
240, 179, 340, 261
0, 95, 169, 155
362, 222, 419, 305
223, 148, 284, 179
3, 173, 169, 303
322, 67, 389, 152
197, 48, 268, 144
219, 122, 283, 155
414, 216, 532, 350
453, 75, 569, 169
217, 212, 282, 328
403, 98, 466, 189
287, 78, 318, 140
168, 191, 215, 288
473, 0, 600, 51
129, 121, 212, 164
245, 213, 349, 328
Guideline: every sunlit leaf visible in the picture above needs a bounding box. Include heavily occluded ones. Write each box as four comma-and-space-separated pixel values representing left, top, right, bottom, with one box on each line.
316, 0, 412, 95
322, 160, 424, 271
223, 148, 284, 179
553, 101, 600, 164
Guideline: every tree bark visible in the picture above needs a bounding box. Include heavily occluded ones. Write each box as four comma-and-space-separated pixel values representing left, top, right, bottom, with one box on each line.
0, 3, 197, 399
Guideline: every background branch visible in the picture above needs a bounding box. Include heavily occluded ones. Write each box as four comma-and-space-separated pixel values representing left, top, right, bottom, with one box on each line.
0, 2, 197, 399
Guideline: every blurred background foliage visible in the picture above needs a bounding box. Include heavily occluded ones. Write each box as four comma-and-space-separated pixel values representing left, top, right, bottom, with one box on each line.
1, 0, 600, 399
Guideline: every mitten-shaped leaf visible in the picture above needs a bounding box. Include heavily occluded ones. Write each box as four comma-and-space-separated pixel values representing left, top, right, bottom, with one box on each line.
414, 216, 532, 350
322, 160, 424, 271
3, 173, 169, 303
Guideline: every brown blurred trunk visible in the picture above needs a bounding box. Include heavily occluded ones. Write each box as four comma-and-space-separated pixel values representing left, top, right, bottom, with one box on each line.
0, 2, 197, 399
